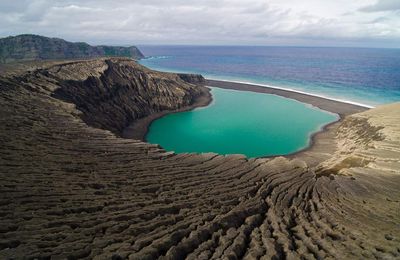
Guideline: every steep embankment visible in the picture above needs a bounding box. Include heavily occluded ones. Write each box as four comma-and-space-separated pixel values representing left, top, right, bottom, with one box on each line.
9, 58, 206, 135
0, 59, 399, 259
0, 34, 144, 64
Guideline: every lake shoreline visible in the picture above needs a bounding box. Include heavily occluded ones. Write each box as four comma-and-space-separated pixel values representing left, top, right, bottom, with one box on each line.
207, 79, 369, 163
122, 86, 213, 141
123, 79, 369, 162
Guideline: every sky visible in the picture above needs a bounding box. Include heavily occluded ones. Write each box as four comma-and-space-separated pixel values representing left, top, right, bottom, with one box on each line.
0, 0, 399, 48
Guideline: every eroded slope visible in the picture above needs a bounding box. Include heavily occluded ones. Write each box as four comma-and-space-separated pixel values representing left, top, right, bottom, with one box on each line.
0, 59, 399, 259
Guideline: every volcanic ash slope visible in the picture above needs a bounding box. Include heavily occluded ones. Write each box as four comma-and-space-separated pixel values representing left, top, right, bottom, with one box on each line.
0, 58, 399, 259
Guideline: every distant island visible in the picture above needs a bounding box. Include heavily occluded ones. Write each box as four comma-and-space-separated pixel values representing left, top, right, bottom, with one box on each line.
0, 34, 144, 63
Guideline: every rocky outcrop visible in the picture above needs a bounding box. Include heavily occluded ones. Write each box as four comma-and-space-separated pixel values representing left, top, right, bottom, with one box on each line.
0, 59, 399, 259
14, 58, 206, 135
0, 34, 144, 64
178, 73, 206, 85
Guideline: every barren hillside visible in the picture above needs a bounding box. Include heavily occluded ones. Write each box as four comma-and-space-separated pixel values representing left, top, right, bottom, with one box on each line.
0, 58, 399, 259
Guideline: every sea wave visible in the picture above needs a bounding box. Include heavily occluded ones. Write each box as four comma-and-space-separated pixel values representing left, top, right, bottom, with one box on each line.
142, 55, 171, 60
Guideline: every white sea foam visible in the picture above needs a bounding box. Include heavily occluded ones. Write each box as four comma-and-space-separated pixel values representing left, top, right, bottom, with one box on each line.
142, 56, 171, 60
207, 77, 375, 108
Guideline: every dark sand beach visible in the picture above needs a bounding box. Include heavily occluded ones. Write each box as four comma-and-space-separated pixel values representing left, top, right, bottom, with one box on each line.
206, 79, 369, 117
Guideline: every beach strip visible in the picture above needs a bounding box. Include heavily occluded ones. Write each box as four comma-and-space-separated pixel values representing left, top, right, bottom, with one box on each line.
206, 79, 369, 117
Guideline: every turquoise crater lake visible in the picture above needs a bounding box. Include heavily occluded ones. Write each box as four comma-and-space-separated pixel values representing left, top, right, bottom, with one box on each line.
147, 87, 339, 158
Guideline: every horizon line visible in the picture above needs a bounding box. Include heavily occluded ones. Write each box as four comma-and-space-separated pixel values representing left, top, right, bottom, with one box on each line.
1, 34, 399, 50
137, 43, 400, 50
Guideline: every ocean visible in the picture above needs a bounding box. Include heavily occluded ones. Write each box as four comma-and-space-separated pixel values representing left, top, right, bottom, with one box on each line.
138, 46, 400, 107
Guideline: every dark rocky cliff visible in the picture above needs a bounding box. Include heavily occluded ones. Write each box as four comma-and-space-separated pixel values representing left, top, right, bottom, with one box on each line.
10, 58, 206, 136
0, 34, 144, 63
45, 59, 205, 135
0, 58, 399, 259
177, 73, 206, 85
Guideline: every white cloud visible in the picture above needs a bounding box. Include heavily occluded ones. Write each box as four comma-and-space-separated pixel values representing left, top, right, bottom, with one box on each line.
360, 0, 400, 12
0, 0, 399, 47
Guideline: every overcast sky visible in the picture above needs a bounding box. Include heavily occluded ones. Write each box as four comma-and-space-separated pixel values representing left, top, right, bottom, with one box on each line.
0, 0, 399, 47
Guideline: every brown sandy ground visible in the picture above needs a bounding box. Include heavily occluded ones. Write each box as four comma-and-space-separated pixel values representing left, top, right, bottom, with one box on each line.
0, 58, 399, 259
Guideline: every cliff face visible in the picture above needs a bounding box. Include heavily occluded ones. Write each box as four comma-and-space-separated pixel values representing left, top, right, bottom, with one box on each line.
177, 73, 206, 85
0, 59, 399, 259
15, 58, 206, 135
0, 34, 144, 63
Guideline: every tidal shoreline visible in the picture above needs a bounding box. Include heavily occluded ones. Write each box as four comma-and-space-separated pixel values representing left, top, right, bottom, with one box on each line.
206, 79, 369, 117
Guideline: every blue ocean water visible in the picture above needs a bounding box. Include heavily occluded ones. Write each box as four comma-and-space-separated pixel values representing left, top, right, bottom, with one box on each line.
138, 46, 400, 107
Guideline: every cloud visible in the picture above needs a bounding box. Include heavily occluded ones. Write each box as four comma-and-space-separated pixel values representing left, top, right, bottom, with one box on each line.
0, 0, 399, 47
360, 0, 400, 12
